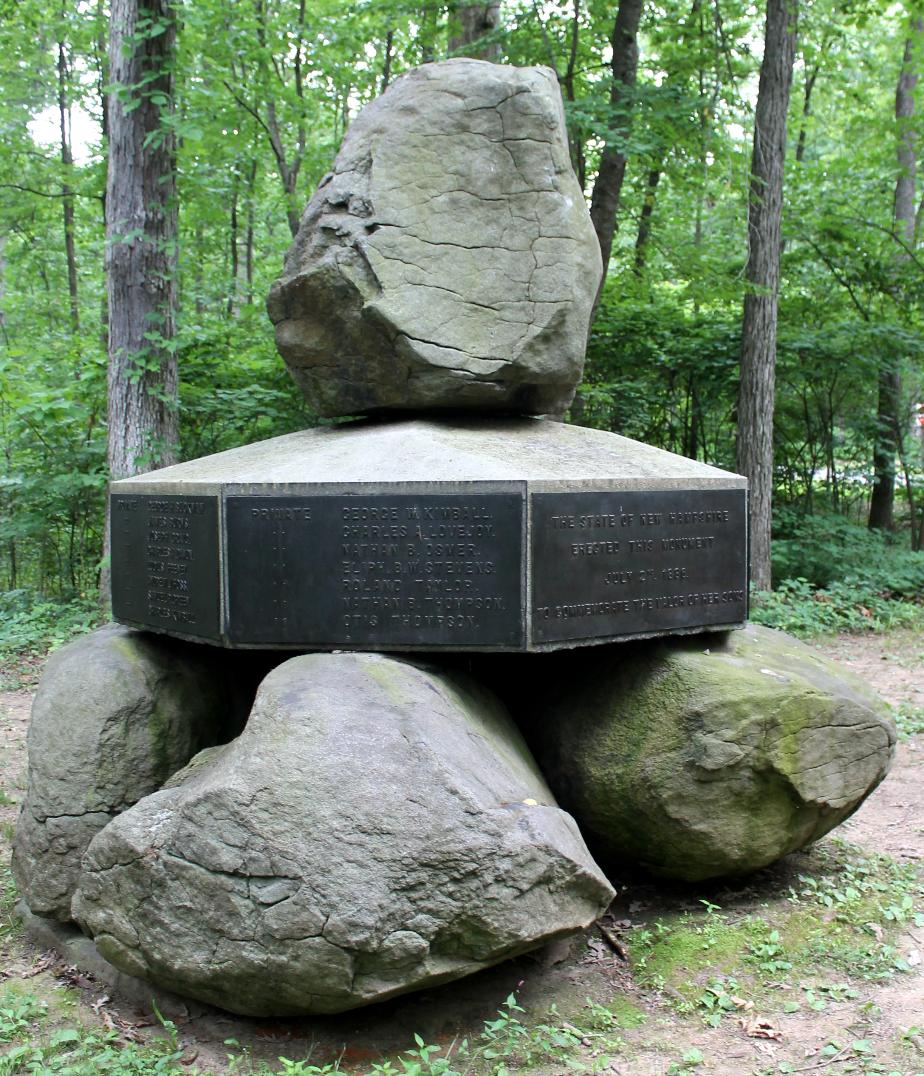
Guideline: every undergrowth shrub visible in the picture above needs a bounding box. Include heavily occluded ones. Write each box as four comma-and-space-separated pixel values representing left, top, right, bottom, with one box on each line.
772, 510, 924, 594
0, 589, 101, 661
749, 578, 921, 637
753, 510, 924, 637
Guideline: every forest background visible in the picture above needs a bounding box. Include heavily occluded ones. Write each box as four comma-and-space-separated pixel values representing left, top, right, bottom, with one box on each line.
2, 0, 924, 661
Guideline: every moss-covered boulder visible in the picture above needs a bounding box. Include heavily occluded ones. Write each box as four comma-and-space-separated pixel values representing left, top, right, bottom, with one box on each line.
13, 624, 237, 921
72, 652, 614, 1016
524, 624, 896, 881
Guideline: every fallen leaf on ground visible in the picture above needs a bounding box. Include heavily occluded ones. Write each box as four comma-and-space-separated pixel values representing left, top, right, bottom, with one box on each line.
21, 954, 55, 978
740, 1016, 782, 1040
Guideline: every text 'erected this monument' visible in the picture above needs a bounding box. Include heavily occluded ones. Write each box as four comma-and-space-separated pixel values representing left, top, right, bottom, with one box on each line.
109, 59, 749, 650
17, 58, 895, 1025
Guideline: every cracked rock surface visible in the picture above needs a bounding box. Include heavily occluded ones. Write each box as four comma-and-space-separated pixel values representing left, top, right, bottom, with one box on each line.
521, 624, 897, 881
12, 625, 233, 921
72, 652, 614, 1016
267, 59, 602, 417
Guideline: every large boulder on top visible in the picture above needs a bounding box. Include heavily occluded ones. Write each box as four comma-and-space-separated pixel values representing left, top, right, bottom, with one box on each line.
12, 625, 234, 921
267, 59, 602, 418
523, 624, 896, 881
72, 653, 614, 1017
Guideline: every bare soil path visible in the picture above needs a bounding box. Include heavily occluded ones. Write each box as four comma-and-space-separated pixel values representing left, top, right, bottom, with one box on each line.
1, 626, 922, 1075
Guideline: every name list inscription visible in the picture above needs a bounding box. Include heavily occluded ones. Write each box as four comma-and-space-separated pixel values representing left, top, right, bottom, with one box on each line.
225, 493, 524, 648
531, 489, 747, 644
110, 493, 220, 640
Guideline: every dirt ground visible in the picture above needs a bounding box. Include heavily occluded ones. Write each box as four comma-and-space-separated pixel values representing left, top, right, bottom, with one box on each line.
1, 627, 923, 1075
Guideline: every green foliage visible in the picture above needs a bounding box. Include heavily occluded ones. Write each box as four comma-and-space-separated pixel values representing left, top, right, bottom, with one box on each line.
0, 986, 188, 1075
0, 590, 101, 662
748, 510, 924, 636
749, 577, 922, 637
579, 291, 740, 468
620, 838, 924, 1048
787, 840, 924, 980
0, 986, 630, 1076
0, 863, 17, 942
894, 703, 924, 739
772, 510, 924, 593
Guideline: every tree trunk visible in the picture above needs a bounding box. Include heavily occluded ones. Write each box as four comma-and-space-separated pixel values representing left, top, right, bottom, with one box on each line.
58, 35, 80, 335
95, 0, 110, 353
246, 0, 307, 239
228, 168, 240, 317
560, 0, 586, 189
868, 368, 901, 530
869, 24, 920, 531
381, 27, 394, 93
420, 3, 439, 63
245, 157, 257, 304
795, 66, 817, 162
0, 235, 7, 346
736, 0, 797, 592
633, 165, 662, 274
106, 0, 179, 482
588, 0, 644, 282
449, 3, 502, 60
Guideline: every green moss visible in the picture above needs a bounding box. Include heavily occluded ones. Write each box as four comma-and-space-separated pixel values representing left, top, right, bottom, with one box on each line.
147, 701, 173, 781
630, 915, 757, 999
606, 996, 649, 1029
365, 655, 416, 710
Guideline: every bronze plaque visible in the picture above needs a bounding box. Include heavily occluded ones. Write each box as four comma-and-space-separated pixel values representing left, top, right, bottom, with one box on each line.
110, 493, 221, 641
531, 488, 747, 644
225, 492, 524, 648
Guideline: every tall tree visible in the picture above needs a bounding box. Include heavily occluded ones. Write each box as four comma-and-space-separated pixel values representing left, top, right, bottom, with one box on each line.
449, 3, 502, 59
106, 0, 179, 481
56, 26, 79, 334
588, 0, 644, 282
737, 0, 798, 591
868, 20, 921, 532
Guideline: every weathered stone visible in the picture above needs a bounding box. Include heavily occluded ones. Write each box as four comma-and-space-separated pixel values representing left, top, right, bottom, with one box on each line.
110, 417, 749, 650
522, 624, 896, 881
73, 653, 614, 1016
12, 624, 236, 921
267, 59, 602, 417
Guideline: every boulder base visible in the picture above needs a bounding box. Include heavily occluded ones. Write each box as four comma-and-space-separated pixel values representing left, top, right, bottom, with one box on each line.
73, 653, 613, 1016
12, 625, 234, 921
523, 624, 896, 881
267, 59, 602, 417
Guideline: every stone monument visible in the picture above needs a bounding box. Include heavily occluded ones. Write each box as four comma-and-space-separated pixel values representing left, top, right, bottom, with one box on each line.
12, 58, 894, 1019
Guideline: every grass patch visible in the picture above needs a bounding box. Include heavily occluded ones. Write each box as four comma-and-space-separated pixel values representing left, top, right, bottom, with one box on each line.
0, 864, 18, 942
0, 591, 101, 689
624, 840, 924, 1027
894, 702, 924, 739
0, 986, 188, 1075
0, 986, 632, 1076
599, 996, 648, 1030
629, 903, 758, 1000
785, 840, 924, 982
